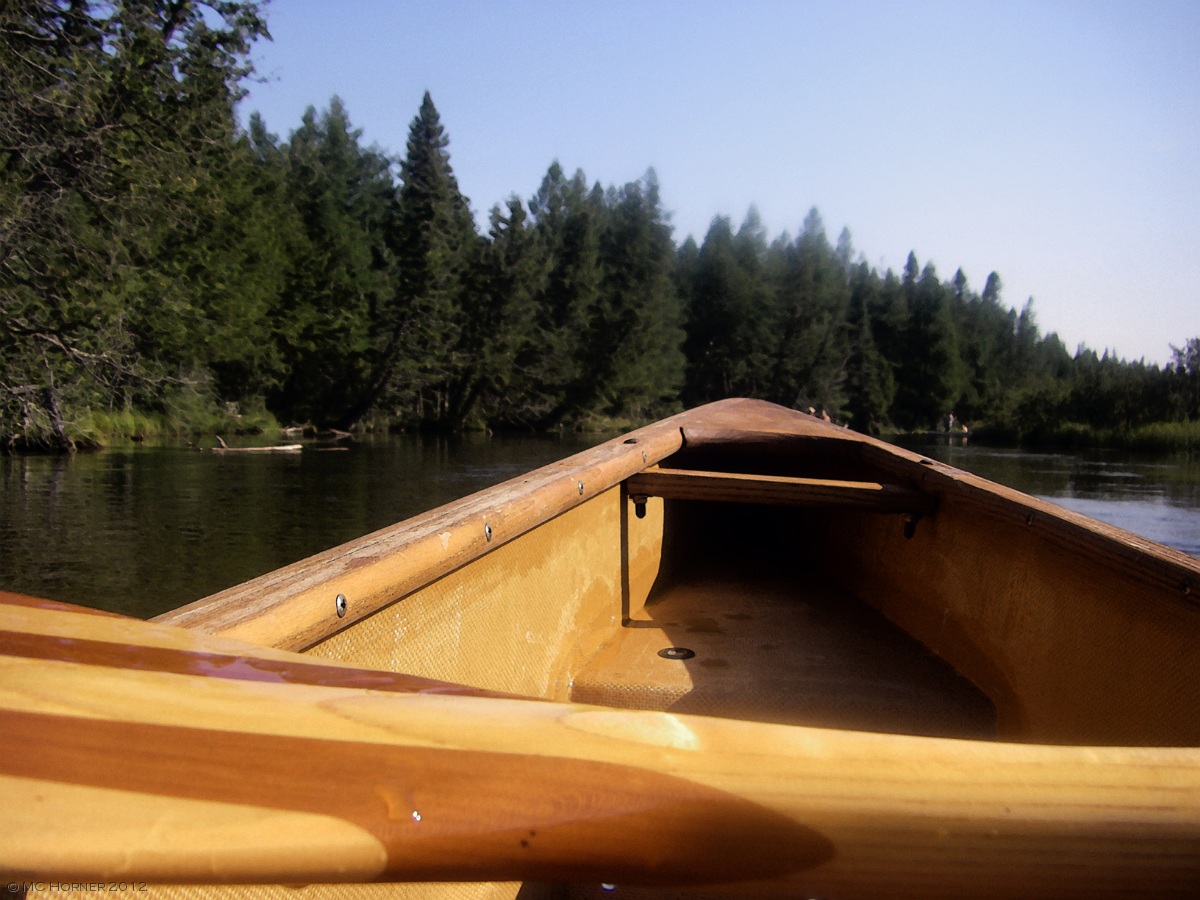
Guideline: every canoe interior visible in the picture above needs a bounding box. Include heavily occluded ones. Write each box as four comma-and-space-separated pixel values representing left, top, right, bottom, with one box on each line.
278, 420, 1190, 748
570, 501, 996, 740
305, 489, 998, 742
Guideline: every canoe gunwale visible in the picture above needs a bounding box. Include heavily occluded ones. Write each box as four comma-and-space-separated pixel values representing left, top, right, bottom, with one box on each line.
858, 441, 1200, 610
151, 414, 687, 650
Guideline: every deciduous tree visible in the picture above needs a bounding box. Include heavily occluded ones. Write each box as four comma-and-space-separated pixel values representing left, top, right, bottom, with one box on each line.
0, 0, 268, 448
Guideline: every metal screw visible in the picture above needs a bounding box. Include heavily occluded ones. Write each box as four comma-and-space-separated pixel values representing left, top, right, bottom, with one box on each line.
577, 481, 584, 495
484, 523, 493, 542
642, 450, 648, 463
335, 594, 347, 618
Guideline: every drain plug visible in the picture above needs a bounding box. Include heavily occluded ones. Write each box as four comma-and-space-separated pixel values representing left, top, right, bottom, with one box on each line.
658, 647, 695, 660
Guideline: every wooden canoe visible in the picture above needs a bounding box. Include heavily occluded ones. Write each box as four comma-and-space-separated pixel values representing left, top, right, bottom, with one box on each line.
3, 399, 1199, 899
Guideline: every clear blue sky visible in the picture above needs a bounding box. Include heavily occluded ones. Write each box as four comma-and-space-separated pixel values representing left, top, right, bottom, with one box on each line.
239, 0, 1199, 365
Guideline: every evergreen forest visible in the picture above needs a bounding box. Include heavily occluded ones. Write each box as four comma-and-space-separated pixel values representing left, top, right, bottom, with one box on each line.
3, 1, 1198, 452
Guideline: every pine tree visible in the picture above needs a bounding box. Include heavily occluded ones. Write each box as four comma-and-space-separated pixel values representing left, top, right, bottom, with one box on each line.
682, 212, 774, 404
894, 259, 963, 429
835, 226, 855, 272
1169, 338, 1200, 421
271, 99, 394, 427
843, 264, 895, 434
455, 197, 545, 427
194, 116, 296, 408
388, 92, 480, 427
953, 270, 1015, 423
522, 163, 604, 427
765, 208, 850, 414
591, 171, 685, 420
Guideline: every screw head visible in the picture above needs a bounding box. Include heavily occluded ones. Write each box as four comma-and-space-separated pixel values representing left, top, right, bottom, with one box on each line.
484, 523, 493, 542
335, 594, 347, 618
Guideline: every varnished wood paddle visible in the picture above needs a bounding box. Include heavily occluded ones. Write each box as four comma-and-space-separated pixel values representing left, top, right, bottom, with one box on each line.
3, 593, 1198, 898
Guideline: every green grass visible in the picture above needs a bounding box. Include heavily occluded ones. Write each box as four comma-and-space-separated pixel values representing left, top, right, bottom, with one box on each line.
69, 397, 282, 447
972, 418, 1200, 453
1122, 420, 1200, 453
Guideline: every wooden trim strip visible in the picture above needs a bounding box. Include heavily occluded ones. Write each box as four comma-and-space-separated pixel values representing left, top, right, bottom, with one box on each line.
626, 468, 935, 515
0, 629, 528, 700
0, 590, 128, 618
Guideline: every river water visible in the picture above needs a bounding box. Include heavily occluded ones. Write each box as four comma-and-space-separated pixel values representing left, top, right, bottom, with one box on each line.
2, 433, 1198, 619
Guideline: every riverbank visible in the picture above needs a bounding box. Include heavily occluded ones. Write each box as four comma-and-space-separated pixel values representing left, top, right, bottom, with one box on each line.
1, 393, 287, 453
70, 405, 282, 451
969, 419, 1200, 453
7, 392, 1198, 457
4, 400, 658, 454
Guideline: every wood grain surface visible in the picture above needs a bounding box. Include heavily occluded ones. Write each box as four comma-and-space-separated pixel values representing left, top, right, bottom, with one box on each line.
4, 597, 1199, 898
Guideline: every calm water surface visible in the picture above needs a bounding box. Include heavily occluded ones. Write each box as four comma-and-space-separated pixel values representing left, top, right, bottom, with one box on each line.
1, 433, 604, 618
2, 433, 1197, 619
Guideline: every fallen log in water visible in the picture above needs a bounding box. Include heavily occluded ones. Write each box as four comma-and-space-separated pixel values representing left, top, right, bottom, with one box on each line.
210, 436, 303, 454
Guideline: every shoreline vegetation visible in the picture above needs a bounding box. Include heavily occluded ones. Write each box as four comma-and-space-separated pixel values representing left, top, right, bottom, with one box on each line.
50, 411, 1200, 456
971, 418, 1200, 454
3, 2, 1198, 456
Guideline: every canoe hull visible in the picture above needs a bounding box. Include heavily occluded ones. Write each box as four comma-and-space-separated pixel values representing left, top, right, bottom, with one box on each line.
4, 399, 1200, 898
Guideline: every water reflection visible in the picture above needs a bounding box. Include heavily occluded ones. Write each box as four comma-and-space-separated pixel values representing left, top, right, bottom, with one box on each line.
0, 433, 604, 618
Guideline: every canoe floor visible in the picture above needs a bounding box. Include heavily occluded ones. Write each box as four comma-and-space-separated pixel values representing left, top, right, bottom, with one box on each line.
570, 564, 997, 741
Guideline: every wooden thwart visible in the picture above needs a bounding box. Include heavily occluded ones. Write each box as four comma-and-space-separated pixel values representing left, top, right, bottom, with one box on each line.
626, 467, 934, 515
